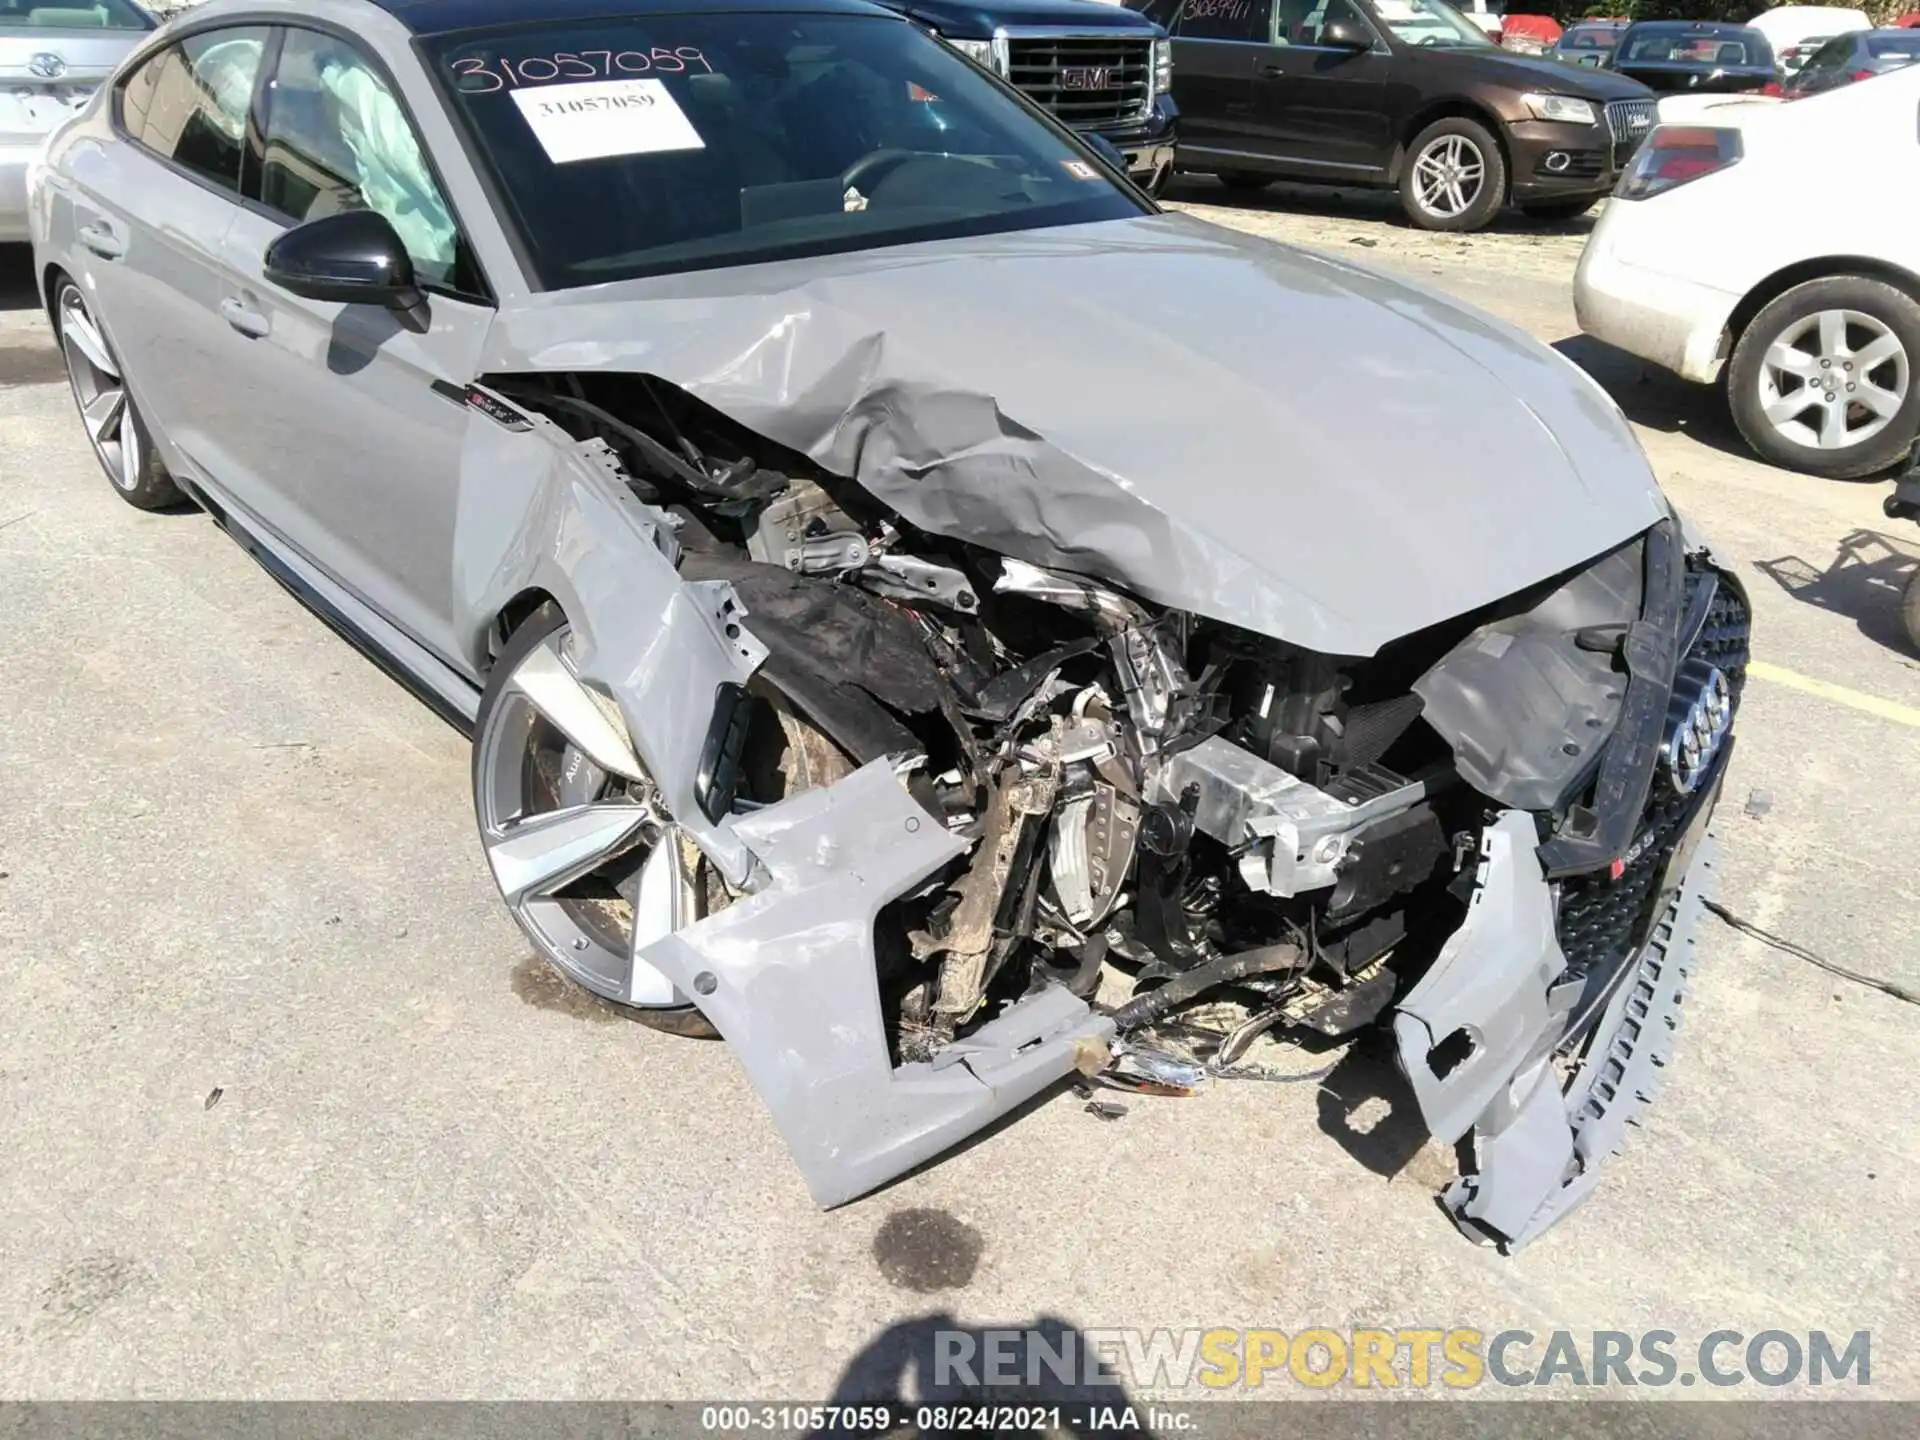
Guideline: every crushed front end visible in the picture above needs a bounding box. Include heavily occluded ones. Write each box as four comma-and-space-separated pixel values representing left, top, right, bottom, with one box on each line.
473, 355, 1744, 1250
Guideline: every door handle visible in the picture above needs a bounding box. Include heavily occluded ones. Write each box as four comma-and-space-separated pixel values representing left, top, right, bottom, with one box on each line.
77, 223, 126, 260
220, 297, 271, 339
1259, 63, 1288, 77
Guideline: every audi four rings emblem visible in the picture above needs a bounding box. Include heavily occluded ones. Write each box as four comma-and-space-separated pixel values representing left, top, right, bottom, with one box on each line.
1663, 659, 1733, 795
28, 53, 68, 79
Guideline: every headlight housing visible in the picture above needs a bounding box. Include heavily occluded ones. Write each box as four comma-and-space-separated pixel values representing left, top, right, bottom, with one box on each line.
1152, 37, 1172, 98
940, 36, 995, 70
1522, 93, 1598, 125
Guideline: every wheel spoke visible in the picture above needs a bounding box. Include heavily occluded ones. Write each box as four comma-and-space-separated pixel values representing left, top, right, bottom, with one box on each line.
1818, 401, 1848, 448
60, 306, 117, 380
486, 802, 648, 906
1765, 342, 1821, 379
1851, 333, 1903, 374
625, 827, 696, 1006
1817, 310, 1848, 361
1855, 382, 1904, 419
631, 825, 696, 951
118, 408, 142, 490
81, 385, 125, 445
1764, 391, 1815, 425
509, 636, 648, 782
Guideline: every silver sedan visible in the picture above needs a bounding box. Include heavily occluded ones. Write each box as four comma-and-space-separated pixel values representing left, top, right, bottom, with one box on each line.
30, 0, 1747, 1251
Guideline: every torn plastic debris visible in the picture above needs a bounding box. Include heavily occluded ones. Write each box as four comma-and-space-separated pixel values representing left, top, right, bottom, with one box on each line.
1100, 1039, 1209, 1097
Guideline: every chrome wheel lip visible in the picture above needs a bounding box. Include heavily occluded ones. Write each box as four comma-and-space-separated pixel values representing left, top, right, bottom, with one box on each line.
1757, 307, 1910, 452
475, 626, 692, 1010
57, 287, 141, 492
1412, 134, 1486, 218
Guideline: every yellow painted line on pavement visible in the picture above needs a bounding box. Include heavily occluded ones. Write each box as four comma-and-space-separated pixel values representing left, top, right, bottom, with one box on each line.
1748, 660, 1920, 729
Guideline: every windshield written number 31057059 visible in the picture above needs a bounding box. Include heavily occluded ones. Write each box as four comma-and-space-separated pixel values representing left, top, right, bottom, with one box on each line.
428, 14, 1144, 288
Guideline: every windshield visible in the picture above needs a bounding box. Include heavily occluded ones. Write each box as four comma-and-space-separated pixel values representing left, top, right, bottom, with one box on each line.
0, 0, 151, 30
426, 14, 1144, 290
1868, 33, 1920, 59
1559, 26, 1620, 51
1370, 0, 1493, 50
1620, 29, 1764, 65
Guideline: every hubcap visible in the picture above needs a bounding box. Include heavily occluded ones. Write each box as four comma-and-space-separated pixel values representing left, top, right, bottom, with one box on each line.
1758, 308, 1909, 451
58, 288, 142, 491
1412, 135, 1485, 218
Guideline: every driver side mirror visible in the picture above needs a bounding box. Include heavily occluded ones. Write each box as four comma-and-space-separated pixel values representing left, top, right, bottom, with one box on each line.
1319, 18, 1373, 51
264, 209, 420, 309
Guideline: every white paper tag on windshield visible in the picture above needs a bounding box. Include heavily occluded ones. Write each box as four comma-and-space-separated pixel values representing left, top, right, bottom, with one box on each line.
511, 78, 704, 164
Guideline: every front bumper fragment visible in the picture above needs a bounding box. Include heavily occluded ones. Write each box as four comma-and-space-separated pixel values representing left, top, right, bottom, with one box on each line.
1394, 786, 1723, 1252
640, 758, 1115, 1208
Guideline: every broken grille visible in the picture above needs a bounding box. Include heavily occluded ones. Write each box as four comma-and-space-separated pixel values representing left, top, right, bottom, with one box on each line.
1555, 577, 1749, 982
1004, 34, 1152, 131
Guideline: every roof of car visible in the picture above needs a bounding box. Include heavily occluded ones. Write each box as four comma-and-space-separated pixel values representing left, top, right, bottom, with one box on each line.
365, 0, 893, 37
1621, 20, 1762, 35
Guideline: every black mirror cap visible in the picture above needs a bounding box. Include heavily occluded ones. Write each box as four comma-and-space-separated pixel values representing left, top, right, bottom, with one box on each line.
264, 210, 418, 307
1321, 18, 1372, 49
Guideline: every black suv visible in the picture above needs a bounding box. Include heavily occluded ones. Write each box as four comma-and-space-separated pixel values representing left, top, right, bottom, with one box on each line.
1136, 0, 1655, 230
889, 0, 1179, 189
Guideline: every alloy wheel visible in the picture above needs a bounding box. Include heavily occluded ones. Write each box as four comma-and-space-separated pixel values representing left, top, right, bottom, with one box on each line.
474, 618, 849, 1017
1411, 135, 1485, 220
1757, 309, 1909, 452
57, 287, 143, 493
476, 623, 700, 1009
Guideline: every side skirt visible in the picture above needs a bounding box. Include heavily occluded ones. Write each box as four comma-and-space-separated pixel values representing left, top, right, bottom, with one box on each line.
179, 476, 482, 737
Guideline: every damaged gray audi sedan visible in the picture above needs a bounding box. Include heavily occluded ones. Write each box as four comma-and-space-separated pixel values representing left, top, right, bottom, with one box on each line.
30, 0, 1746, 1250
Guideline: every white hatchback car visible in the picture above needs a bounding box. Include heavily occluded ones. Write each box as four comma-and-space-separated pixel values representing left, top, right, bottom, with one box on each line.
1575, 65, 1920, 479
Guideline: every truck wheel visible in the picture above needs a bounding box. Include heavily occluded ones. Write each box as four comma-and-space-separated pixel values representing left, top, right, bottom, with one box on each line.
1215, 171, 1272, 193
1400, 117, 1506, 232
1727, 276, 1920, 480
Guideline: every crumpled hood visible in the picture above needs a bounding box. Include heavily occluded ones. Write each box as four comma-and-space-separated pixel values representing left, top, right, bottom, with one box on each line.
482, 212, 1665, 655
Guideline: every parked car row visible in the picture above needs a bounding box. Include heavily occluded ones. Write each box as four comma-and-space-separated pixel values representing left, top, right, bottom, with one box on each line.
1544, 7, 1920, 104
1139, 0, 1656, 231
1576, 63, 1920, 480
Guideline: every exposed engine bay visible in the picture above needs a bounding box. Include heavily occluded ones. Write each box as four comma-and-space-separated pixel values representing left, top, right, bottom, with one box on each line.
481, 367, 1749, 1253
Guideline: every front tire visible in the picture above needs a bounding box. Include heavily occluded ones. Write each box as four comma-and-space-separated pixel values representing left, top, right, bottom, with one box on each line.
1904, 571, 1920, 656
1399, 117, 1506, 232
54, 280, 182, 511
1727, 276, 1920, 480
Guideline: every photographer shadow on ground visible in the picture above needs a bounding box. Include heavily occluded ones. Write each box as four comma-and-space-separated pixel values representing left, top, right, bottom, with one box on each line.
1756, 527, 1920, 657
818, 1313, 1158, 1438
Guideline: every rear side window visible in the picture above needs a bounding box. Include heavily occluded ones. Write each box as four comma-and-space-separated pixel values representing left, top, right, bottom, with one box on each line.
1868, 34, 1920, 59
1176, 0, 1274, 43
118, 27, 270, 194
